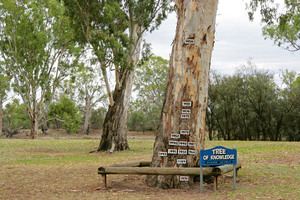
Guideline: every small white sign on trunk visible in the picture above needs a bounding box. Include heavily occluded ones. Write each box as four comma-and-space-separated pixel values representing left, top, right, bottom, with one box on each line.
169, 140, 179, 146
177, 159, 187, 164
182, 101, 192, 107
182, 109, 191, 114
181, 114, 191, 119
180, 176, 189, 181
168, 149, 177, 154
171, 133, 180, 139
178, 141, 188, 146
188, 149, 196, 155
178, 149, 188, 154
185, 38, 194, 45
180, 129, 190, 135
188, 142, 195, 147
158, 151, 167, 157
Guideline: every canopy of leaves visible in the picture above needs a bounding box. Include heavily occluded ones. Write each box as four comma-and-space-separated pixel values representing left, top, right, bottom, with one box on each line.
207, 62, 299, 141
0, 0, 81, 120
63, 0, 129, 69
3, 99, 30, 130
247, 0, 300, 51
48, 96, 81, 134
0, 73, 10, 102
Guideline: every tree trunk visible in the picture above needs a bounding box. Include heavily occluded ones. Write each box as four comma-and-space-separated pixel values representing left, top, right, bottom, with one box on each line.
30, 115, 38, 139
0, 99, 2, 137
147, 0, 218, 189
82, 96, 91, 135
96, 23, 142, 153
97, 69, 135, 152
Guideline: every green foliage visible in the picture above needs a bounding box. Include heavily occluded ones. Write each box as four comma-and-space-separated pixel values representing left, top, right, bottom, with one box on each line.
48, 97, 81, 134
90, 107, 107, 129
63, 0, 173, 79
3, 99, 30, 130
128, 56, 169, 131
279, 70, 300, 141
0, 0, 81, 137
247, 0, 300, 51
63, 0, 129, 70
207, 62, 299, 141
0, 73, 10, 103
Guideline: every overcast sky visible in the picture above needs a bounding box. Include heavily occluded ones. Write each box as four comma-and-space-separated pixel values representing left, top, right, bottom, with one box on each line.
145, 0, 300, 83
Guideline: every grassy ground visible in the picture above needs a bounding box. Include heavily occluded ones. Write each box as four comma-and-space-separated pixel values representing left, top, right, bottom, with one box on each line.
0, 137, 299, 200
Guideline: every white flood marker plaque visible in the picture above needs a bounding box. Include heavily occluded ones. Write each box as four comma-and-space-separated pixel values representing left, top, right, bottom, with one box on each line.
181, 114, 191, 119
178, 141, 188, 146
185, 38, 194, 45
169, 140, 179, 146
177, 159, 187, 164
158, 151, 167, 157
188, 149, 196, 155
171, 133, 180, 139
188, 142, 195, 147
182, 109, 191, 114
182, 101, 192, 107
180, 129, 190, 135
178, 149, 188, 154
180, 176, 189, 181
168, 149, 177, 154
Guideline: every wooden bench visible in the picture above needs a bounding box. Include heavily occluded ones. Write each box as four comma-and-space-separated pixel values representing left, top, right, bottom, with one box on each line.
98, 161, 241, 190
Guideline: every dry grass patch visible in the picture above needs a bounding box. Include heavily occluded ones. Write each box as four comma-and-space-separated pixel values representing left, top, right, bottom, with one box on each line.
1, 139, 299, 199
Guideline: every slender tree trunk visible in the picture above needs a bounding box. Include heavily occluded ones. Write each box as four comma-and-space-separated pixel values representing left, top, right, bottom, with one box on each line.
82, 96, 91, 135
97, 70, 134, 152
30, 115, 38, 139
147, 0, 218, 189
96, 23, 142, 153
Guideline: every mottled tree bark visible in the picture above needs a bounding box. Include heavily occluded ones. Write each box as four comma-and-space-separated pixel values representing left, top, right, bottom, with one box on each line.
147, 0, 218, 188
30, 115, 38, 139
97, 69, 134, 152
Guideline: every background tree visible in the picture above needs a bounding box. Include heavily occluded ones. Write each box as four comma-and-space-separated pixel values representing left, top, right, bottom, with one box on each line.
0, 70, 10, 137
206, 63, 299, 141
48, 96, 81, 134
2, 99, 30, 138
279, 70, 300, 141
128, 56, 168, 132
247, 0, 300, 51
63, 0, 173, 153
73, 63, 106, 135
0, 0, 80, 139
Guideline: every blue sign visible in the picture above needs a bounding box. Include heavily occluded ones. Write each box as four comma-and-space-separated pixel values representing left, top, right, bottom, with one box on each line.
200, 146, 237, 166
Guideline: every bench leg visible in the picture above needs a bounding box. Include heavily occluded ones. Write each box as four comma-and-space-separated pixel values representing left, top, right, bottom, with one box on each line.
214, 176, 218, 192
102, 174, 107, 188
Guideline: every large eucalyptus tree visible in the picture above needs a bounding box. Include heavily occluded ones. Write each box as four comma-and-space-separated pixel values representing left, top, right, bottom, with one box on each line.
63, 0, 173, 152
147, 0, 219, 188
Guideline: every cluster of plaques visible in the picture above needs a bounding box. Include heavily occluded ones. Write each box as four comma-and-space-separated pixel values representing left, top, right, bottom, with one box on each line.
181, 102, 192, 119
158, 101, 196, 182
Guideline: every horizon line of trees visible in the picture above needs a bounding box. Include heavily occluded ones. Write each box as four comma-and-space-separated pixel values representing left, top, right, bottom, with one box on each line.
1, 57, 299, 141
